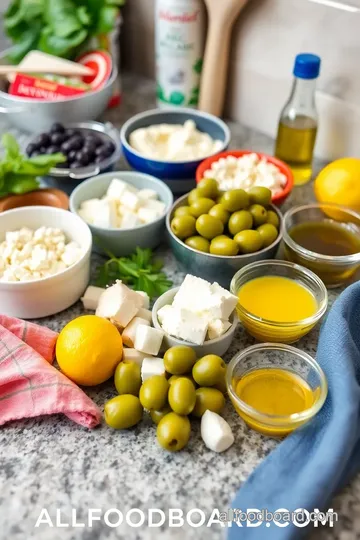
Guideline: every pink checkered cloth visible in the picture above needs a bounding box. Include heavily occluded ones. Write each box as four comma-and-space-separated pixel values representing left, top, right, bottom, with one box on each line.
0, 314, 101, 428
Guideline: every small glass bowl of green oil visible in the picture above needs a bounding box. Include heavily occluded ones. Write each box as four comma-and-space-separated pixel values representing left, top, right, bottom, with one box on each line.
226, 343, 328, 438
283, 203, 360, 288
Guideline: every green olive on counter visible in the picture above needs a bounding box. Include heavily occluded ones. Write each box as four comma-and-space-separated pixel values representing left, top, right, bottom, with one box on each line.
139, 375, 169, 410
104, 395, 143, 429
157, 412, 191, 451
266, 210, 280, 228
257, 223, 279, 247
168, 374, 197, 386
220, 189, 249, 212
228, 210, 253, 236
192, 354, 227, 387
234, 229, 263, 253
210, 235, 239, 256
164, 346, 197, 375
196, 178, 219, 199
189, 197, 215, 218
209, 203, 230, 225
188, 189, 202, 205
150, 405, 172, 425
114, 361, 141, 396
249, 204, 268, 226
185, 236, 210, 253
248, 186, 272, 207
171, 215, 196, 239
168, 377, 196, 415
192, 387, 225, 418
174, 206, 193, 218
196, 214, 224, 240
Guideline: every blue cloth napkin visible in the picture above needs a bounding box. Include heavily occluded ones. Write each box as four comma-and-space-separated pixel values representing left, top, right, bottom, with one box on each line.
228, 281, 360, 539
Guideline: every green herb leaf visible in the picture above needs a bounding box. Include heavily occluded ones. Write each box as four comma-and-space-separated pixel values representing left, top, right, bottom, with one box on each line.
4, 174, 40, 194
2, 133, 20, 160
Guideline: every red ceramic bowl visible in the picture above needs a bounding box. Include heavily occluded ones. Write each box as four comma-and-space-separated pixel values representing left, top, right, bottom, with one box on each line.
196, 150, 294, 206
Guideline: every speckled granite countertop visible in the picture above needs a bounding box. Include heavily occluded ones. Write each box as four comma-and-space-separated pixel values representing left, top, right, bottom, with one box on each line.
0, 74, 359, 540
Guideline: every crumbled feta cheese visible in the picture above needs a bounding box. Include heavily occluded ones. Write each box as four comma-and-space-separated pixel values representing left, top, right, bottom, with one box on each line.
122, 317, 150, 348
134, 325, 164, 356
141, 357, 166, 382
0, 227, 82, 282
96, 281, 143, 328
123, 348, 150, 366
207, 319, 232, 340
161, 306, 209, 346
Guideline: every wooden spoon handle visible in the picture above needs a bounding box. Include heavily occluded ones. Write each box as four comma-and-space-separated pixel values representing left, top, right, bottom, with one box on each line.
198, 19, 232, 117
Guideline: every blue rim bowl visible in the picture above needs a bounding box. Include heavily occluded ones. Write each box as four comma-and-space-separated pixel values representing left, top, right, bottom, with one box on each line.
120, 108, 231, 193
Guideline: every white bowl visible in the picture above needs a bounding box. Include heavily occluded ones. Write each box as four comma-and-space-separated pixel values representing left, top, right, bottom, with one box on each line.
152, 287, 238, 357
0, 206, 92, 319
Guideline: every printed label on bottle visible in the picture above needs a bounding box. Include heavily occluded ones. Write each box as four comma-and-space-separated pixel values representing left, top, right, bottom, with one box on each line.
155, 0, 205, 108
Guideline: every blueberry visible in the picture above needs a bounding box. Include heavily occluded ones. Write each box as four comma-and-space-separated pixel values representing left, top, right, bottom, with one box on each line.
46, 145, 61, 154
68, 149, 77, 163
103, 141, 116, 154
61, 140, 72, 154
68, 136, 84, 151
39, 146, 48, 154
76, 150, 91, 166
85, 134, 101, 146
70, 161, 83, 168
35, 133, 51, 147
50, 132, 66, 145
95, 155, 106, 164
65, 128, 80, 138
26, 143, 38, 156
50, 122, 65, 134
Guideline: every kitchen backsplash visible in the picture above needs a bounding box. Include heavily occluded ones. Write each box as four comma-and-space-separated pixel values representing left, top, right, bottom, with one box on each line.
122, 0, 360, 161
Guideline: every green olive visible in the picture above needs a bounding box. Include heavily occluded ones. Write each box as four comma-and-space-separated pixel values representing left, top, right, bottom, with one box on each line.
157, 412, 191, 451
188, 189, 202, 205
196, 214, 224, 240
192, 387, 225, 418
150, 405, 172, 425
189, 197, 215, 218
209, 204, 230, 225
168, 374, 197, 386
213, 376, 227, 394
196, 178, 219, 199
249, 204, 268, 226
210, 235, 239, 256
185, 236, 210, 253
248, 186, 272, 207
104, 395, 143, 429
228, 210, 253, 236
114, 361, 141, 396
220, 189, 249, 212
234, 229, 263, 253
192, 354, 226, 386
164, 346, 197, 375
171, 215, 196, 240
168, 377, 196, 415
257, 223, 279, 247
266, 210, 280, 228
174, 206, 193, 218
139, 375, 169, 410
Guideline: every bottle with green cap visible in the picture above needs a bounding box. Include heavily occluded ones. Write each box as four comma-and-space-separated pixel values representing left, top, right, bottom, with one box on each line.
275, 53, 321, 185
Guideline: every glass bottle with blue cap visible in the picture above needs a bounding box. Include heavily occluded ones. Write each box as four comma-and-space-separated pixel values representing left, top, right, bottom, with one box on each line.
275, 53, 321, 185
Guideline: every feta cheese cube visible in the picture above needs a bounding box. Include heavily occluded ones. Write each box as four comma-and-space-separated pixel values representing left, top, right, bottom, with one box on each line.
134, 325, 164, 356
136, 291, 150, 309
120, 209, 140, 229
122, 348, 150, 366
137, 188, 158, 201
91, 201, 113, 229
157, 305, 173, 326
96, 282, 143, 327
120, 190, 140, 211
137, 207, 158, 224
161, 306, 209, 346
201, 411, 234, 453
81, 286, 105, 310
142, 199, 166, 215
141, 357, 165, 382
108, 199, 118, 228
122, 317, 150, 348
210, 283, 238, 320
207, 319, 232, 341
106, 178, 128, 200
137, 308, 152, 323
173, 275, 213, 313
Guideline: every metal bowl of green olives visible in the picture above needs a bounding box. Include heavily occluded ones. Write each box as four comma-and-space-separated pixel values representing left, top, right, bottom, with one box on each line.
166, 180, 284, 287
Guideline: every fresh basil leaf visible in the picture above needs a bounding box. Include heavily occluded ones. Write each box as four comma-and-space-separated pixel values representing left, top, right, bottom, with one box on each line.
4, 174, 40, 195
95, 6, 118, 35
44, 0, 84, 39
2, 134, 20, 160
26, 153, 66, 167
38, 26, 87, 57
5, 20, 42, 63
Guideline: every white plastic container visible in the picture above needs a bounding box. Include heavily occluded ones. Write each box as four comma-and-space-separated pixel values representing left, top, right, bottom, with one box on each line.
0, 207, 92, 319
155, 0, 205, 108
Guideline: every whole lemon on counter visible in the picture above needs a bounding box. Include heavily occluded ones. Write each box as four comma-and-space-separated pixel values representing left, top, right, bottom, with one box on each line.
56, 315, 123, 386
314, 158, 360, 211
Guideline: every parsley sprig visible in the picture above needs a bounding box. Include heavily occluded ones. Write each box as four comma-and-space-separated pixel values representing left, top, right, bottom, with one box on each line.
96, 246, 173, 300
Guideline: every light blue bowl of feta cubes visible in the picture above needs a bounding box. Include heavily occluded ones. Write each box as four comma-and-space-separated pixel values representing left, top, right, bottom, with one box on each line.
69, 171, 174, 256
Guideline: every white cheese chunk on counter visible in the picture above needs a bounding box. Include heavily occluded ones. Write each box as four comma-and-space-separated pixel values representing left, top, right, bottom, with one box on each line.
77, 176, 166, 230
137, 307, 152, 323
161, 306, 209, 346
96, 281, 143, 328
136, 291, 150, 309
122, 317, 150, 348
135, 325, 164, 356
122, 348, 150, 366
201, 411, 234, 453
81, 286, 105, 310
141, 357, 166, 382
207, 319, 232, 340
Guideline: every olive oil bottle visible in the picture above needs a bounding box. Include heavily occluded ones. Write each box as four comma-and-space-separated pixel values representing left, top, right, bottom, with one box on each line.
275, 54, 321, 185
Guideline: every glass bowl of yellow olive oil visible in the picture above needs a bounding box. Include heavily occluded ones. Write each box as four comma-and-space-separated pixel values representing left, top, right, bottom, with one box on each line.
283, 203, 360, 288
230, 260, 328, 343
226, 343, 328, 437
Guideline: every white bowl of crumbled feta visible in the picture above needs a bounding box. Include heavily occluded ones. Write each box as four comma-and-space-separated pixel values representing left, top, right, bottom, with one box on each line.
0, 206, 92, 318
196, 150, 294, 205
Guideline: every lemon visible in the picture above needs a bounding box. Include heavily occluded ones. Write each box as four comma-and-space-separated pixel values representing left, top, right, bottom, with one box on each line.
314, 158, 360, 211
56, 315, 123, 386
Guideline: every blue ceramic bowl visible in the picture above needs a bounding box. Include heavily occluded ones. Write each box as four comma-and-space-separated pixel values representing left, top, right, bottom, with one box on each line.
70, 171, 174, 257
120, 108, 231, 193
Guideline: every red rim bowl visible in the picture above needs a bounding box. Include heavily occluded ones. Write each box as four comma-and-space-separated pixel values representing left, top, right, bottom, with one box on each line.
196, 150, 294, 206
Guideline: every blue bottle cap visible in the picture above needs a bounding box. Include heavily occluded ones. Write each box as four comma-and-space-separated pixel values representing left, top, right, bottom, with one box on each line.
293, 53, 321, 80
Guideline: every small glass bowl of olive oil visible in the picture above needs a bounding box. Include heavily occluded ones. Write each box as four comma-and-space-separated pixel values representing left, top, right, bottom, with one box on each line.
283, 203, 360, 288
226, 343, 328, 437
